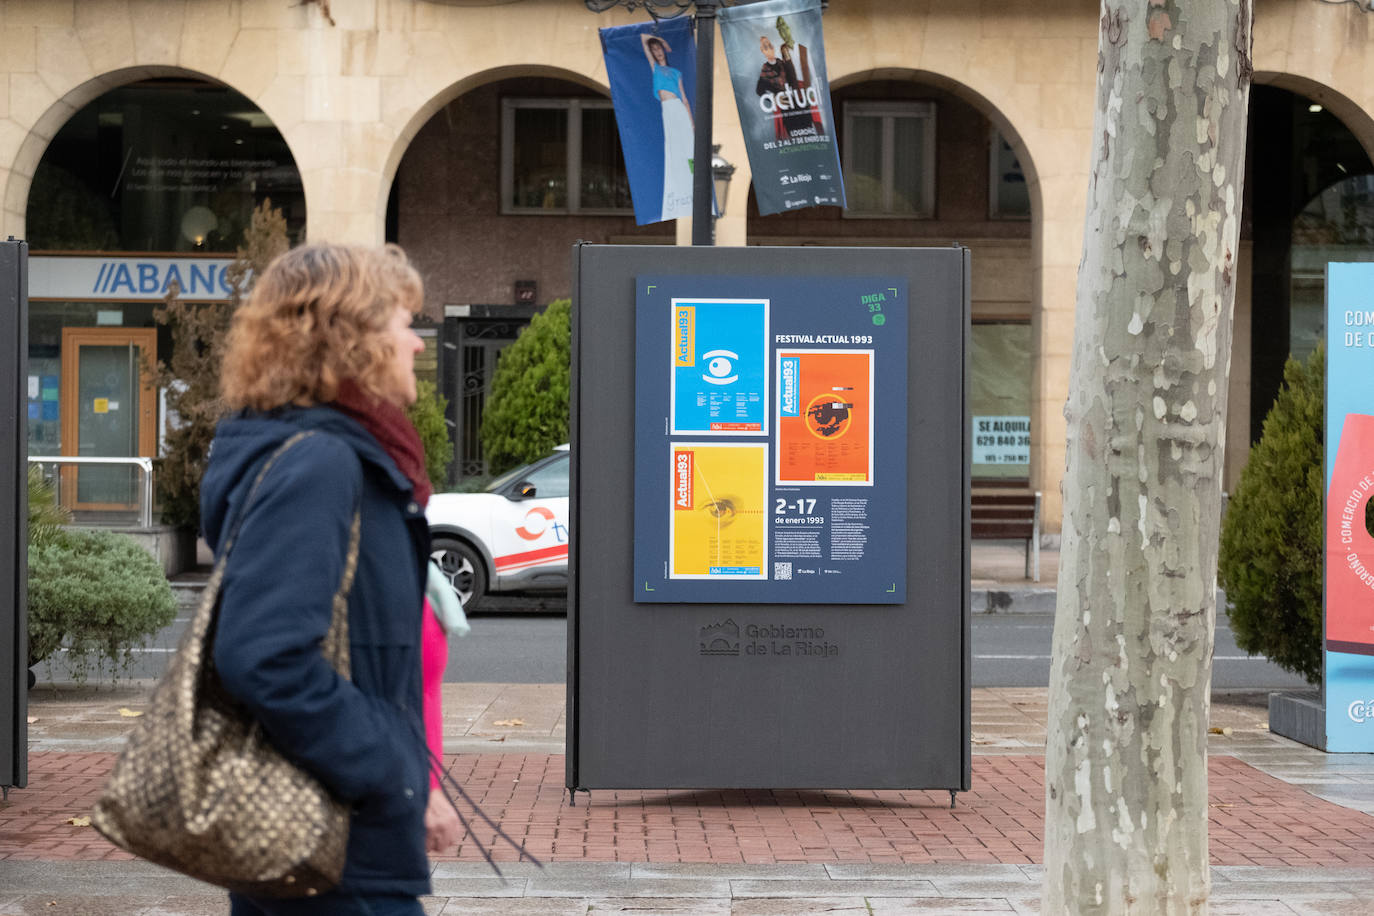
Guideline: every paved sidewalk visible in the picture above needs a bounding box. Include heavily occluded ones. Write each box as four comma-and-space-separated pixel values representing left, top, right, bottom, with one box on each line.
8, 544, 1374, 912
7, 684, 1374, 913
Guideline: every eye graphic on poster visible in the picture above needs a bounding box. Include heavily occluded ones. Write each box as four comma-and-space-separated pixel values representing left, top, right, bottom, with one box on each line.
702, 349, 740, 385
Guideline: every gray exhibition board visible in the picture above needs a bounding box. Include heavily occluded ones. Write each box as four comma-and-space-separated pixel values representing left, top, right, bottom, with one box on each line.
568, 244, 969, 791
2, 241, 28, 791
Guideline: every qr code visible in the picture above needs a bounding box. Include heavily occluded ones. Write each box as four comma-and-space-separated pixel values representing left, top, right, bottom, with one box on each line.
774, 562, 793, 580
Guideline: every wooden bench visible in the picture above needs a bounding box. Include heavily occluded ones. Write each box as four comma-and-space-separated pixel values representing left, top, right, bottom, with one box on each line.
971, 482, 1042, 582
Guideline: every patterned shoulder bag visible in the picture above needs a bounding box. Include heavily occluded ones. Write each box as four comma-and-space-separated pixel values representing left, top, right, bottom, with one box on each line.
92, 431, 359, 898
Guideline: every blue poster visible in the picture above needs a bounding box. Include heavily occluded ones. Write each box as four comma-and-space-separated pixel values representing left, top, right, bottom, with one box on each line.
635, 274, 907, 604
718, 0, 844, 216
600, 17, 709, 225
670, 298, 769, 435
1325, 263, 1374, 751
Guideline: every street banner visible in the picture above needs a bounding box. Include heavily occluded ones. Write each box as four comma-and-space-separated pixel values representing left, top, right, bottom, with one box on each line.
599, 17, 705, 225
718, 0, 845, 216
1325, 262, 1374, 751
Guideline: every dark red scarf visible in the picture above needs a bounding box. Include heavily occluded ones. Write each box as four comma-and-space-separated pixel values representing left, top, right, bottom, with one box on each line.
333, 379, 433, 509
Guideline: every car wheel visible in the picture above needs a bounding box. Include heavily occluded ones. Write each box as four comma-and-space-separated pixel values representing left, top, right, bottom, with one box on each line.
431, 537, 487, 610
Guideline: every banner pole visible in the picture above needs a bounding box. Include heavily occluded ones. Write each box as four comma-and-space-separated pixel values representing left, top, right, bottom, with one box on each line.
691, 0, 717, 246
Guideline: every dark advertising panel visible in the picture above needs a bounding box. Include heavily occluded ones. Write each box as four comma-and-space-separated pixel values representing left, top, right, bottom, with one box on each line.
632, 274, 907, 603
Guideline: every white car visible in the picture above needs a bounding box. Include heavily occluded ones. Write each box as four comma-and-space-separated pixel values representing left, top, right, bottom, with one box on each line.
426, 445, 570, 609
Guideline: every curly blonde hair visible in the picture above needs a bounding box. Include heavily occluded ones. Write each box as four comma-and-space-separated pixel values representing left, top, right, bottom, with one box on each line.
221, 243, 423, 410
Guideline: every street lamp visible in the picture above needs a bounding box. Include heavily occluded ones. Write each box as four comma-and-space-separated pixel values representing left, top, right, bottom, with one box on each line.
711, 144, 735, 217
586, 0, 720, 246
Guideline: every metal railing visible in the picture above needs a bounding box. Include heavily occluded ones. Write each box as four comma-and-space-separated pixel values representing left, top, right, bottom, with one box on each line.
27, 456, 155, 528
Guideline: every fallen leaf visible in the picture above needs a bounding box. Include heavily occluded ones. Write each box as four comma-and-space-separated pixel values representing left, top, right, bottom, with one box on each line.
66, 816, 90, 827
492, 718, 525, 727
488, 736, 507, 742
26, 717, 36, 724
118, 708, 143, 718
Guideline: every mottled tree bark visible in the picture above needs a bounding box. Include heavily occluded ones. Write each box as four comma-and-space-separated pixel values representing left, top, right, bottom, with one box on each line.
1043, 2, 1252, 913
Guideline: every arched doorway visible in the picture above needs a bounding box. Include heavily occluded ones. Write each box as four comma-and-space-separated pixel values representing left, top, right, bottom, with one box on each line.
1245, 85, 1373, 440
1290, 174, 1374, 361
385, 72, 671, 481
745, 75, 1036, 484
25, 75, 304, 516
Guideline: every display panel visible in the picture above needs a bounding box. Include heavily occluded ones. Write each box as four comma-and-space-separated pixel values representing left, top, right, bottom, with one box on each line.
569, 243, 969, 792
1325, 262, 1374, 751
634, 274, 907, 604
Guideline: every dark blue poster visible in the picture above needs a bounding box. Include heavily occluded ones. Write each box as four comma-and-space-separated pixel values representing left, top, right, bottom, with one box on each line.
600, 17, 710, 225
634, 274, 907, 603
718, 0, 845, 216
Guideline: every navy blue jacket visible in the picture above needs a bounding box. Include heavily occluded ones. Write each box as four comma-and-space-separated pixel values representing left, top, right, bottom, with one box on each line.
201, 405, 432, 896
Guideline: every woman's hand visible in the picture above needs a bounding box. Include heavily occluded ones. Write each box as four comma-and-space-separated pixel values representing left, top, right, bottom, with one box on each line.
425, 789, 462, 854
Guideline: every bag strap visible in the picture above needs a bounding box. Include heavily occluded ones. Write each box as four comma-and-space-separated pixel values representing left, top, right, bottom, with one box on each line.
217, 430, 319, 561
419, 728, 544, 880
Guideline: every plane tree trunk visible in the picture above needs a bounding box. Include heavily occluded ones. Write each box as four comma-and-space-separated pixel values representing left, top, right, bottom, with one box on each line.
1043, 2, 1253, 912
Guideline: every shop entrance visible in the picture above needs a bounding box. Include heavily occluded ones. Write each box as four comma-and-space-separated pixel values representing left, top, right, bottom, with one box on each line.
59, 327, 157, 513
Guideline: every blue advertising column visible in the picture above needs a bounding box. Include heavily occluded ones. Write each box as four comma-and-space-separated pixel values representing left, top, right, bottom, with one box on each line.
1325, 262, 1374, 751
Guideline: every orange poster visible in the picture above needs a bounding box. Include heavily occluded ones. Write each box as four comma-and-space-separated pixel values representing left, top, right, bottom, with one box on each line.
775, 349, 874, 485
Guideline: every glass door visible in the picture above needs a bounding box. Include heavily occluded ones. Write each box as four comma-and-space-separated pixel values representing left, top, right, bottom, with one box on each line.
60, 328, 157, 513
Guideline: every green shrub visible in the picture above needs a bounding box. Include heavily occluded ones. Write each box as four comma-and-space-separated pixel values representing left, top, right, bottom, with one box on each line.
27, 465, 68, 549
481, 298, 571, 474
407, 378, 453, 489
27, 529, 178, 682
1218, 346, 1324, 683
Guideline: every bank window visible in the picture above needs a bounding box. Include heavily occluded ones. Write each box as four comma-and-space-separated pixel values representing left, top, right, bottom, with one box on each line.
990, 128, 1030, 220
842, 101, 935, 218
501, 99, 632, 214
971, 321, 1032, 480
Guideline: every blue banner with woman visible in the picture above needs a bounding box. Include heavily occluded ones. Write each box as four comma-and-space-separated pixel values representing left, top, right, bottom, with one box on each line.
718, 0, 844, 216
600, 17, 710, 226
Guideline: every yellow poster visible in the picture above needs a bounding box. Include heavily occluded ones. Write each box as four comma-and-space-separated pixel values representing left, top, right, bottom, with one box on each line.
669, 443, 768, 579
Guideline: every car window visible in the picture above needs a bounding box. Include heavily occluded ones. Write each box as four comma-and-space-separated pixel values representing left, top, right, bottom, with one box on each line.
484, 462, 530, 493
521, 454, 569, 499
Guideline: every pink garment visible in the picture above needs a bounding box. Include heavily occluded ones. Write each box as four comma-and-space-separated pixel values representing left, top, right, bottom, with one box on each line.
421, 598, 449, 789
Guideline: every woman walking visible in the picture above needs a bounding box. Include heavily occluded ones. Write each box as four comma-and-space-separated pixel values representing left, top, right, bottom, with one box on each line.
202, 243, 460, 915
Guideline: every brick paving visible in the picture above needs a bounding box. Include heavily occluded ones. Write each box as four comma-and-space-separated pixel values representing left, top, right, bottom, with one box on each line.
5, 751, 1373, 868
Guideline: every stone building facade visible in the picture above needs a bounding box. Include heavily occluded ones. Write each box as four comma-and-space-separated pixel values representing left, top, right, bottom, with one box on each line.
5, 0, 1373, 529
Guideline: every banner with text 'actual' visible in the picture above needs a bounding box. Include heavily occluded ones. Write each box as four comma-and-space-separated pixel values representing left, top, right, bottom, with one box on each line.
718, 0, 844, 216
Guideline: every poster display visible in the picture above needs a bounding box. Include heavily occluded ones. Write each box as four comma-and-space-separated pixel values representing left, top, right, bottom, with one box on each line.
599, 17, 708, 225
669, 443, 768, 578
776, 349, 873, 484
634, 274, 906, 604
1325, 262, 1374, 750
671, 298, 769, 434
717, 0, 844, 216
